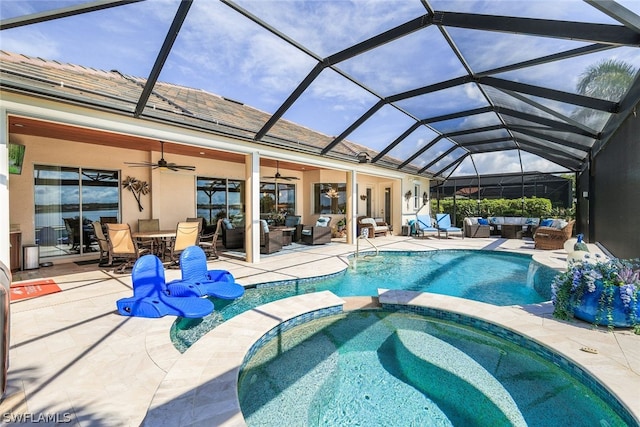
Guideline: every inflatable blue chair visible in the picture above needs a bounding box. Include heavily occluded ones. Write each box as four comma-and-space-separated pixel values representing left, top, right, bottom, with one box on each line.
166, 246, 245, 300
116, 254, 214, 318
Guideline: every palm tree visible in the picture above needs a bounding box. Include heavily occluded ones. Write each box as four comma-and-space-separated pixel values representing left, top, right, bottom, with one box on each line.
572, 59, 637, 127
576, 59, 636, 101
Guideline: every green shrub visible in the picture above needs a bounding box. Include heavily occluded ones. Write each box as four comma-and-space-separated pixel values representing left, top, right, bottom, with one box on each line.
430, 197, 557, 227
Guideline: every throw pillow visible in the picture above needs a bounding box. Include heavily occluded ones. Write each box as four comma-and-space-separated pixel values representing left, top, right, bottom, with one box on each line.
223, 219, 233, 229
540, 219, 553, 227
316, 217, 330, 227
478, 218, 489, 225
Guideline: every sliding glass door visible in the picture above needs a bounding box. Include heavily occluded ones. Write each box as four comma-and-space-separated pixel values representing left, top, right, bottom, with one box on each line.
34, 165, 120, 258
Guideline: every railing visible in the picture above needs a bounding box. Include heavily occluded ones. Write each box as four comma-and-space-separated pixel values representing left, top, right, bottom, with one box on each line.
355, 229, 379, 258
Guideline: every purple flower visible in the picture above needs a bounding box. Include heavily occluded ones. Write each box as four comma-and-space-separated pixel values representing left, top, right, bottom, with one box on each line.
620, 284, 636, 307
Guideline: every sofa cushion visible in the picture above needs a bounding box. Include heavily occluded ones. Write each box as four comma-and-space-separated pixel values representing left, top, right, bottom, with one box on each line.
223, 219, 233, 229
552, 219, 568, 229
525, 218, 540, 226
540, 219, 554, 227
361, 217, 377, 226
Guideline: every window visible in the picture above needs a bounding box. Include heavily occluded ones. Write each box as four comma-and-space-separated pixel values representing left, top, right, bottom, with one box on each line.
34, 165, 119, 258
314, 183, 346, 214
414, 184, 420, 210
196, 177, 244, 227
260, 182, 296, 222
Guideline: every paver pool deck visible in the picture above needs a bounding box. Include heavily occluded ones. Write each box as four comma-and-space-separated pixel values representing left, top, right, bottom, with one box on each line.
4, 235, 639, 426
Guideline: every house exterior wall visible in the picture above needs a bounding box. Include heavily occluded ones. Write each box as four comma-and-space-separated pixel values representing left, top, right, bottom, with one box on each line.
0, 93, 420, 266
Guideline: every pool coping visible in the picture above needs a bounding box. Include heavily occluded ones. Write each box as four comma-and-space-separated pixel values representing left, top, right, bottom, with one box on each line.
142, 291, 346, 426
143, 288, 639, 426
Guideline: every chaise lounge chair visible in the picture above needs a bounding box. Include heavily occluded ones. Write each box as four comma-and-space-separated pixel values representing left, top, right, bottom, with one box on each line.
116, 254, 214, 318
166, 246, 245, 299
415, 214, 438, 238
436, 213, 463, 239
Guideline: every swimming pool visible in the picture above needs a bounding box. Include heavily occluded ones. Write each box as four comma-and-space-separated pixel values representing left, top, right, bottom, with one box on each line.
238, 310, 628, 426
172, 250, 558, 352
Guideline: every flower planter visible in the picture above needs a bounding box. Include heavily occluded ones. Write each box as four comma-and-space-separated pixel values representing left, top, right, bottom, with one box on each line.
572, 280, 640, 327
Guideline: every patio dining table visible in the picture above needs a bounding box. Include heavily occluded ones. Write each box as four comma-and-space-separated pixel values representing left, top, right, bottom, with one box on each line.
132, 230, 176, 257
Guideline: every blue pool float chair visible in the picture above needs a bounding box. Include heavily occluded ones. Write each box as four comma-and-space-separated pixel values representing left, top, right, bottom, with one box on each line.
166, 246, 245, 300
116, 254, 214, 318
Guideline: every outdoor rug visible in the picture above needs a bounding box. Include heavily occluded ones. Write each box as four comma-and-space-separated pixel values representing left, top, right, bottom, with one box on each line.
10, 279, 61, 301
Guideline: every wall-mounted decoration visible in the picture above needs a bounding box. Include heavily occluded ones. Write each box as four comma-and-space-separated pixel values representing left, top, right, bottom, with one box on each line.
360, 194, 367, 201
404, 190, 413, 209
122, 176, 150, 212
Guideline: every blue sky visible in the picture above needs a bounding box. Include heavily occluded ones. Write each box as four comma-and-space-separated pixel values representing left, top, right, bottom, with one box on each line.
2, 0, 639, 177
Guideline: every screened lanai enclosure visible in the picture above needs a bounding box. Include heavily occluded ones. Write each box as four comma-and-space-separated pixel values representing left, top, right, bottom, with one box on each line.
1, 0, 639, 257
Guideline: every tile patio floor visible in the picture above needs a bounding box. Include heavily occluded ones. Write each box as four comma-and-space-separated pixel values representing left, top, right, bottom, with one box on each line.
3, 235, 639, 426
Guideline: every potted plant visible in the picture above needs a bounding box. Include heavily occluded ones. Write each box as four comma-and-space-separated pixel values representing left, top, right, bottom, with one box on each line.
552, 255, 640, 331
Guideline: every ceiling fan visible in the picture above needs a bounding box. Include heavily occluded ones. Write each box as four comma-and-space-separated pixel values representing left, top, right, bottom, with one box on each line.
125, 141, 195, 171
262, 160, 299, 181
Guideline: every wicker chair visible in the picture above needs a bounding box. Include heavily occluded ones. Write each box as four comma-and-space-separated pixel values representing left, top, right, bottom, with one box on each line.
221, 219, 244, 249
301, 216, 332, 245
534, 220, 575, 250
260, 220, 283, 254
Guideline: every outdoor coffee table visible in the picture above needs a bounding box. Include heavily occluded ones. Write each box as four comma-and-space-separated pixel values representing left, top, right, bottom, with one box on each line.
272, 226, 296, 245
500, 224, 523, 239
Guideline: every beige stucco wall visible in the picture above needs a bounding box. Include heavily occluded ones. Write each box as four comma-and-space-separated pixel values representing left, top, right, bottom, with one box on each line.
7, 134, 250, 246
7, 133, 425, 261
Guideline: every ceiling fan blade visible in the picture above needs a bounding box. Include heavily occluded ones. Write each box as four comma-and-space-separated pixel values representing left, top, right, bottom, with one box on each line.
167, 162, 196, 171
125, 162, 155, 167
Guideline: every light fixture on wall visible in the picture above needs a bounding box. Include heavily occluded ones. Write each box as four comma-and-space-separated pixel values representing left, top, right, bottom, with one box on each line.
357, 151, 371, 164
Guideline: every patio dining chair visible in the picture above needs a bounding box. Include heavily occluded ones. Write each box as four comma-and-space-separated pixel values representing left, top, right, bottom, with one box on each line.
106, 223, 149, 273
187, 217, 218, 259
165, 221, 200, 267
91, 221, 109, 265
137, 218, 160, 254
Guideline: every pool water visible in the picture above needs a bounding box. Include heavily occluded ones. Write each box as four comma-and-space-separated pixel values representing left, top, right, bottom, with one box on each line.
171, 250, 557, 352
238, 310, 625, 427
